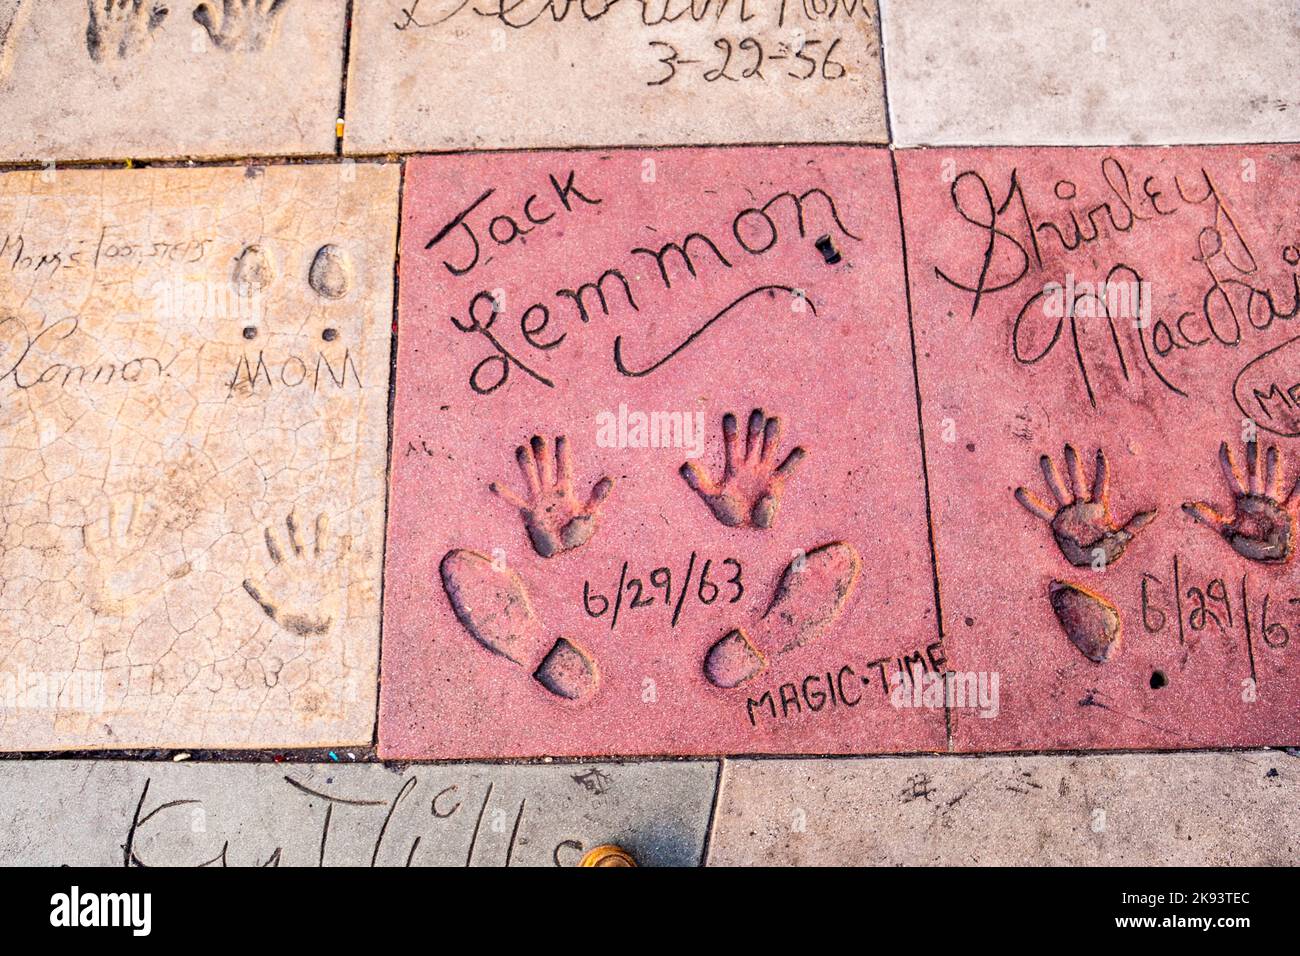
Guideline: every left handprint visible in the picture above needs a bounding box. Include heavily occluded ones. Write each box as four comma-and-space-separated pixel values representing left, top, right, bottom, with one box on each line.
242, 511, 350, 636
82, 492, 167, 617
86, 0, 168, 62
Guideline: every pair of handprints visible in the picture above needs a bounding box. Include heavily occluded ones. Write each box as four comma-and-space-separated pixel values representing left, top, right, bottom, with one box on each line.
1016, 439, 1300, 662
86, 0, 288, 62
488, 408, 806, 559
79, 493, 351, 640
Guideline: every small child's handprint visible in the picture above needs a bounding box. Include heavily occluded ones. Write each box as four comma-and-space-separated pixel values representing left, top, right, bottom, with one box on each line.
680, 408, 806, 529
86, 0, 169, 63
82, 492, 167, 617
1183, 440, 1300, 564
490, 435, 613, 559
193, 0, 288, 52
242, 511, 351, 636
1015, 443, 1155, 568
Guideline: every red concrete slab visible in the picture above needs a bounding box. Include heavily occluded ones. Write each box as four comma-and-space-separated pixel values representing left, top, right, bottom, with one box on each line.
898, 145, 1300, 751
381, 147, 944, 759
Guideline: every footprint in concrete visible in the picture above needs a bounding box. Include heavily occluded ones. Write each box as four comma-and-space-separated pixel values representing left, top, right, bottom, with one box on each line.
440, 549, 599, 702
681, 408, 806, 530
1048, 581, 1122, 663
308, 243, 351, 300
232, 243, 275, 295
703, 541, 860, 689
1015, 443, 1155, 569
86, 0, 169, 63
1183, 440, 1300, 564
194, 0, 289, 53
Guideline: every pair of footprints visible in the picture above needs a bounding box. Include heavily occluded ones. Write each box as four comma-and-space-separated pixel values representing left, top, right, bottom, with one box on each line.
86, 0, 288, 62
234, 242, 352, 300
440, 542, 860, 702
1015, 440, 1300, 663
489, 409, 806, 558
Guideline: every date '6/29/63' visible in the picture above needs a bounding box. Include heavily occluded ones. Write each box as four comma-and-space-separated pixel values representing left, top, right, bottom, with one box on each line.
582, 552, 743, 631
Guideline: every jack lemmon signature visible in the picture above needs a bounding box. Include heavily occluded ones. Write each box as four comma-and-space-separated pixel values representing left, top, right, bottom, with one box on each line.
430, 169, 856, 395
394, 0, 871, 30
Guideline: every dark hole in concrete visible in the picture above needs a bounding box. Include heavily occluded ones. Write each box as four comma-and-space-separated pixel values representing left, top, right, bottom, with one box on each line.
1150, 670, 1167, 690
815, 234, 841, 265
242, 326, 258, 340
322, 328, 338, 342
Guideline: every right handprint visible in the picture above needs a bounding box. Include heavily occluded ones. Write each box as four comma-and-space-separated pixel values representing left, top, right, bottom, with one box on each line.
680, 408, 806, 530
194, 0, 288, 52
1182, 440, 1299, 564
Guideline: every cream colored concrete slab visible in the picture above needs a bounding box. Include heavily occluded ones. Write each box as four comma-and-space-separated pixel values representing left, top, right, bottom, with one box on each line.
344, 0, 886, 152
881, 0, 1300, 146
0, 161, 397, 750
0, 0, 345, 163
0, 2, 31, 84
0, 759, 717, 866
709, 752, 1300, 865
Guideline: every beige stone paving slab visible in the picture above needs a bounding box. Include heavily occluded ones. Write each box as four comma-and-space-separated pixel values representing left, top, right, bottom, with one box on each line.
881, 0, 1300, 146
0, 161, 397, 750
344, 0, 886, 153
0, 0, 346, 163
0, 759, 717, 865
708, 751, 1300, 865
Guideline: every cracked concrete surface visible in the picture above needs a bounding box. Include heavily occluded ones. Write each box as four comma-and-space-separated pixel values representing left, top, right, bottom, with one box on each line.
882, 0, 1300, 146
0, 0, 345, 162
0, 162, 397, 749
344, 0, 888, 152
